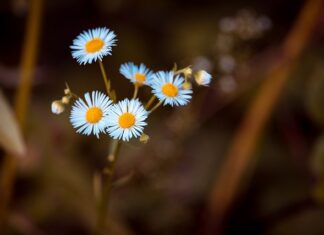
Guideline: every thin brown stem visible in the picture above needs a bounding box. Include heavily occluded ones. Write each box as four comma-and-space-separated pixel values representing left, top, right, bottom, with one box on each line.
148, 101, 162, 114
70, 92, 80, 99
96, 140, 122, 234
132, 84, 139, 99
99, 60, 112, 97
145, 95, 156, 109
204, 0, 324, 234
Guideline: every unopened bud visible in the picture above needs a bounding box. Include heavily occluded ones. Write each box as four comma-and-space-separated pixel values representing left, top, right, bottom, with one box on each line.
51, 100, 65, 114
64, 88, 71, 95
195, 70, 212, 86
61, 96, 70, 104
64, 82, 71, 95
182, 82, 192, 90
140, 133, 149, 144
182, 67, 192, 77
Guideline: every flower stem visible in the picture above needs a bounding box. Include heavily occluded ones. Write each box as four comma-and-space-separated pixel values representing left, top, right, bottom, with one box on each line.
145, 95, 156, 109
96, 139, 121, 233
132, 84, 139, 99
99, 60, 112, 98
148, 101, 162, 114
70, 92, 80, 99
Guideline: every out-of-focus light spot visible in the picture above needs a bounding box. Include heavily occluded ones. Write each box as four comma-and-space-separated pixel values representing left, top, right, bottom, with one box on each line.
192, 56, 213, 71
11, 0, 28, 16
215, 34, 234, 53
219, 55, 236, 73
219, 75, 237, 93
257, 16, 272, 31
219, 17, 237, 33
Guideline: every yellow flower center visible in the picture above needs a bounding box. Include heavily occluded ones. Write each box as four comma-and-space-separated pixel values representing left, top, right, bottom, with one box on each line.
135, 73, 146, 83
162, 83, 178, 97
85, 38, 104, 53
118, 112, 136, 129
86, 107, 103, 124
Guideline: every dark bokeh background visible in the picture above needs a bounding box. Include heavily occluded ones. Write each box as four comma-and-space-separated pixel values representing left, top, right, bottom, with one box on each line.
1, 0, 324, 234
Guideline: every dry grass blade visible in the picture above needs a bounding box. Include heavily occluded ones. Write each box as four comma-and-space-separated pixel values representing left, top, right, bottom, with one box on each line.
0, 91, 26, 157
204, 0, 324, 233
0, 0, 43, 229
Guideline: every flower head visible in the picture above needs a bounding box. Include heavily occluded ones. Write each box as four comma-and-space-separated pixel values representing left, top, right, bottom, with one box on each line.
195, 70, 212, 86
120, 62, 154, 86
70, 91, 112, 138
106, 99, 148, 141
150, 71, 192, 106
70, 27, 117, 65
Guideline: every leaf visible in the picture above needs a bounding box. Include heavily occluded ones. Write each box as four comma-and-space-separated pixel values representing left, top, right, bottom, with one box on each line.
0, 90, 26, 157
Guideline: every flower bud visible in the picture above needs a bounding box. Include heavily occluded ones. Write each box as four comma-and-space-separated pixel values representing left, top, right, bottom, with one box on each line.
195, 70, 212, 86
61, 96, 70, 104
182, 81, 192, 90
64, 88, 71, 95
140, 133, 149, 144
51, 100, 65, 114
182, 67, 192, 77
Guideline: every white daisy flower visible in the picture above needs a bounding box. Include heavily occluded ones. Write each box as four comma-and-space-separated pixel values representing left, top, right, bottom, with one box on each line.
150, 71, 192, 106
70, 27, 117, 65
106, 99, 148, 141
195, 70, 212, 86
119, 62, 154, 86
70, 91, 112, 138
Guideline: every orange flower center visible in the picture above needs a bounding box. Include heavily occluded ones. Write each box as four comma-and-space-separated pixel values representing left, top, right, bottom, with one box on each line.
162, 83, 178, 97
86, 107, 103, 123
118, 112, 135, 129
85, 38, 104, 53
135, 73, 146, 83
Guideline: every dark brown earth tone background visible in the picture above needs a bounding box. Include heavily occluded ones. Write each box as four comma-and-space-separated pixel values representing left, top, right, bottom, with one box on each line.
1, 0, 324, 234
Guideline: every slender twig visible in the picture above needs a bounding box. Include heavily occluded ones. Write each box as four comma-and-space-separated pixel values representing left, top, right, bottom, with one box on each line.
70, 92, 80, 99
97, 56, 121, 234
148, 101, 162, 114
0, 0, 43, 229
96, 140, 122, 233
132, 84, 139, 99
99, 60, 112, 98
204, 0, 324, 234
145, 95, 156, 109
65, 82, 81, 99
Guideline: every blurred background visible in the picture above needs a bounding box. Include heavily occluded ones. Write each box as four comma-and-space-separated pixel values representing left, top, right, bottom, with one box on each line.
1, 0, 324, 234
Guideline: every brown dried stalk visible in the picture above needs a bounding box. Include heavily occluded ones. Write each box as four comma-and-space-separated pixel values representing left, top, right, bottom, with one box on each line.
0, 0, 43, 229
204, 0, 324, 233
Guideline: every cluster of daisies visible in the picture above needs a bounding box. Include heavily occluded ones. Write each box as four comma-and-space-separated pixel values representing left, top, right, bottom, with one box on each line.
51, 27, 212, 142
